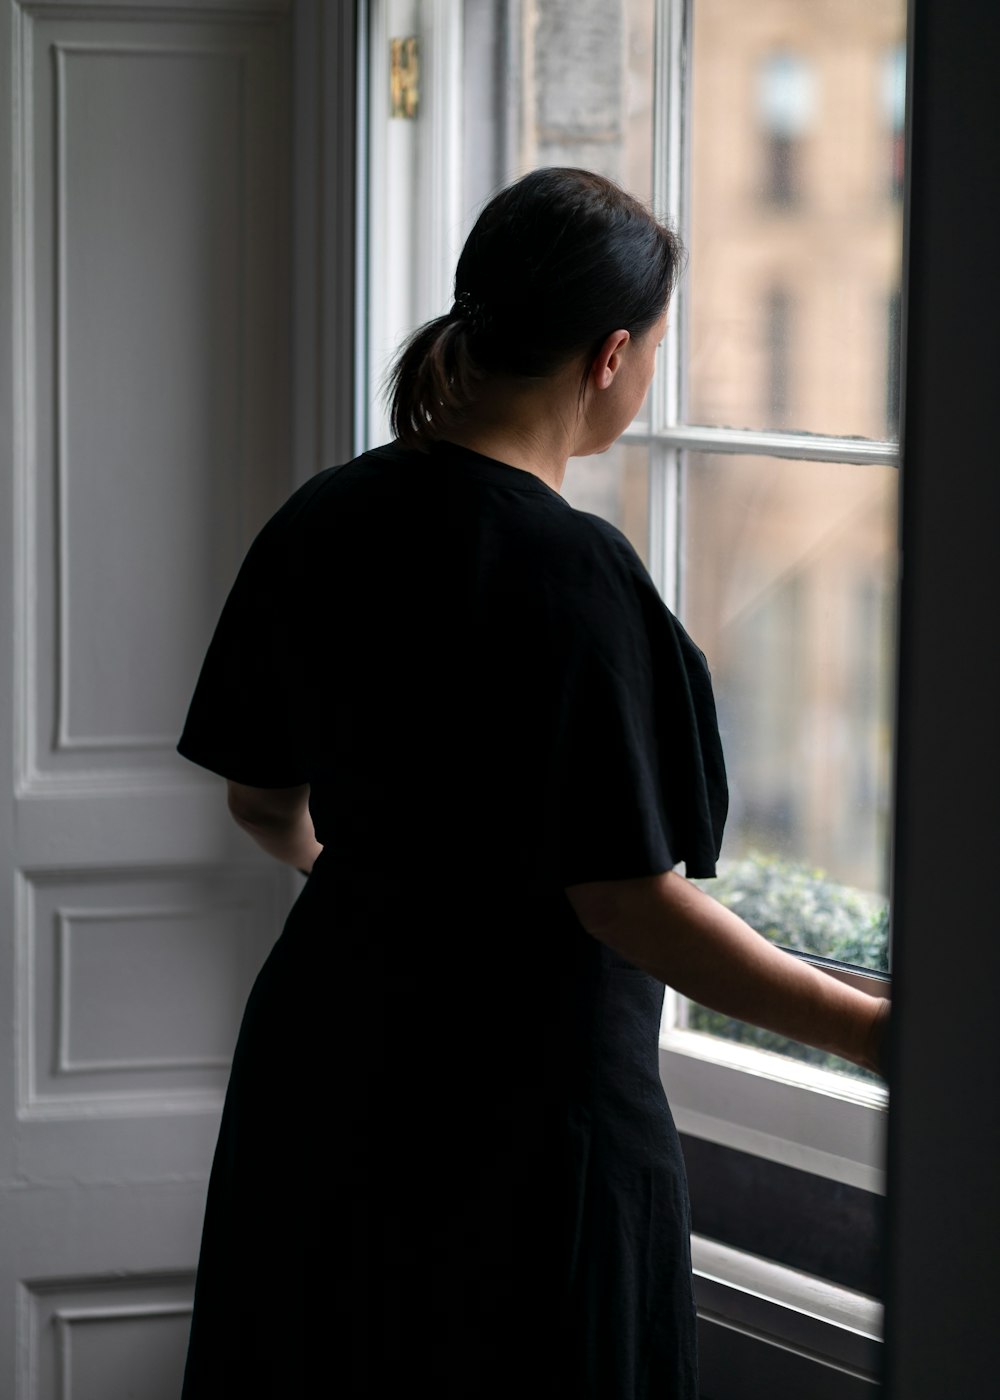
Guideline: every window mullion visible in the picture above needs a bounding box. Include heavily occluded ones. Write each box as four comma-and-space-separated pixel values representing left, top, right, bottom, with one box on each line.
649, 0, 687, 599
647, 440, 681, 610
419, 0, 464, 321
655, 423, 900, 467
653, 0, 689, 437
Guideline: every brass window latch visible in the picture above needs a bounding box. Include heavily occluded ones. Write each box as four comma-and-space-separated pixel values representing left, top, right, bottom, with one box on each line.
390, 37, 419, 119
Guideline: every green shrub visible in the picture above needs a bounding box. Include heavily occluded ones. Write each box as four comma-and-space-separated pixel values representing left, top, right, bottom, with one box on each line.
685, 852, 889, 1081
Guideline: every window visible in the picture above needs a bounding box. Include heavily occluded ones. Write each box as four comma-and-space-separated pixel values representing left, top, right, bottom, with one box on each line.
356, 6, 1000, 1390
361, 0, 905, 1268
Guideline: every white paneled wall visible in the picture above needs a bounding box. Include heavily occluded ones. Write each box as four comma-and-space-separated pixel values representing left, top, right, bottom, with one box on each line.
25, 1277, 193, 1400
0, 2, 303, 1395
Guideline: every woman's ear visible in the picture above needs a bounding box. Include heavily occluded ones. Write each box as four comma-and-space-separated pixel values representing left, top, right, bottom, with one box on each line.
590, 329, 631, 390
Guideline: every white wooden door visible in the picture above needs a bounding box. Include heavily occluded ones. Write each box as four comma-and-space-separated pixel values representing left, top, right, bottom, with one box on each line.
0, 2, 298, 1394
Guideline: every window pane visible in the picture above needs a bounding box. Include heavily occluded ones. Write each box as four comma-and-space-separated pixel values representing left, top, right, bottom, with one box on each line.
681, 451, 895, 948
680, 450, 894, 1078
564, 442, 650, 567
686, 0, 906, 438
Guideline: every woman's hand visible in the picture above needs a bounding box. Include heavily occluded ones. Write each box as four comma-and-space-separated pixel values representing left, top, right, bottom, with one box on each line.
861, 996, 891, 1080
226, 781, 323, 873
567, 869, 890, 1076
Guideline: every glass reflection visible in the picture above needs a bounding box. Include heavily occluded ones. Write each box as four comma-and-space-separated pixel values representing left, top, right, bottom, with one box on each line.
681, 451, 896, 942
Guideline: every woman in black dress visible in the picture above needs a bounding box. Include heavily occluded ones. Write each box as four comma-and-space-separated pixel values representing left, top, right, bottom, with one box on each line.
178, 167, 888, 1398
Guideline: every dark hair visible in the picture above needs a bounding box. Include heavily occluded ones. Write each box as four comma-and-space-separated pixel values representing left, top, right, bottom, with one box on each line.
387, 167, 684, 450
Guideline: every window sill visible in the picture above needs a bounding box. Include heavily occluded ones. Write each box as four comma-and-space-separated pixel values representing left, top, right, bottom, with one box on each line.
661, 1008, 888, 1193
693, 1235, 883, 1398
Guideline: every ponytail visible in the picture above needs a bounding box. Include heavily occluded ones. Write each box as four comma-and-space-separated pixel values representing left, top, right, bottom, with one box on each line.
387, 314, 481, 451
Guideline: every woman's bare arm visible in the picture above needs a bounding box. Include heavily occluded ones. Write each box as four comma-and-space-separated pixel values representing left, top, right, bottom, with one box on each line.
566, 869, 889, 1076
226, 781, 323, 873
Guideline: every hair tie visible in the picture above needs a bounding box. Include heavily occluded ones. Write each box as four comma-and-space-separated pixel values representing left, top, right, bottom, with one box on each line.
451, 288, 491, 333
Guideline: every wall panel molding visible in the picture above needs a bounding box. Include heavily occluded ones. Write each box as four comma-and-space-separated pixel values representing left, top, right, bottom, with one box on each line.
55, 907, 233, 1074
22, 1272, 195, 1400
17, 866, 280, 1117
13, 3, 290, 787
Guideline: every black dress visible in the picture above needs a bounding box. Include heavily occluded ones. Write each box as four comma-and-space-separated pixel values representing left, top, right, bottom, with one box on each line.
177, 440, 727, 1398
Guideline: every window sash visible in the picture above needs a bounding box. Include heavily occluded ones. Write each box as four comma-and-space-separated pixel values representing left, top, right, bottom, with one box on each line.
649, 0, 898, 1158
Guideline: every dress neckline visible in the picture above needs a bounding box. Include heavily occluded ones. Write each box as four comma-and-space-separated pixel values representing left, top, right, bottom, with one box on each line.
425, 439, 566, 500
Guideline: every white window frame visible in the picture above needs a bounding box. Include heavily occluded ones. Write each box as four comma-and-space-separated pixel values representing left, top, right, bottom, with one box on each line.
361, 0, 463, 452
641, 0, 896, 1194
358, 0, 901, 1197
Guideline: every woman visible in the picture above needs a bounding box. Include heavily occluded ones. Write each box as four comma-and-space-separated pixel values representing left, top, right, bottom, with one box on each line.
178, 167, 887, 1398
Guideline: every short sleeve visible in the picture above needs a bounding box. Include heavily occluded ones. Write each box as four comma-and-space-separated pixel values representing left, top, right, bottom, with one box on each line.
177, 503, 310, 788
539, 520, 727, 885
